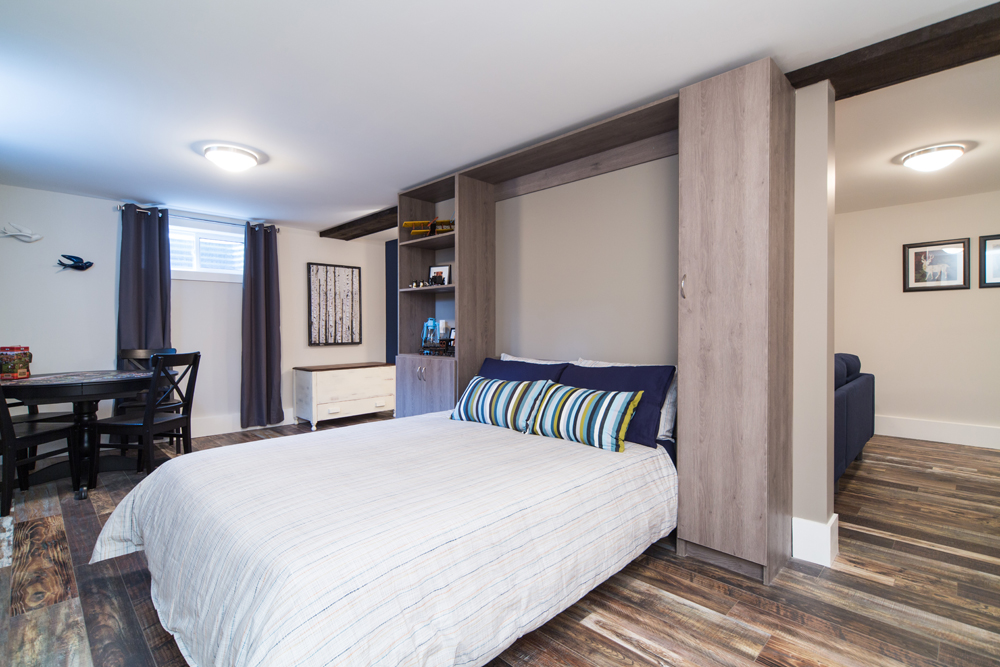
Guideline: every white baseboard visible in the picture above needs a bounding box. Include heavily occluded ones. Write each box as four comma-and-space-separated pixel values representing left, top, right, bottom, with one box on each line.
792, 514, 839, 567
190, 409, 297, 438
876, 415, 1000, 451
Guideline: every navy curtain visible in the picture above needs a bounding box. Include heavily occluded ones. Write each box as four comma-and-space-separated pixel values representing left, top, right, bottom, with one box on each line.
241, 223, 283, 428
117, 204, 171, 361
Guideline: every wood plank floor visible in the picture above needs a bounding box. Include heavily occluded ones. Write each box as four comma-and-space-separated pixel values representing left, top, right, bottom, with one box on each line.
4, 430, 998, 666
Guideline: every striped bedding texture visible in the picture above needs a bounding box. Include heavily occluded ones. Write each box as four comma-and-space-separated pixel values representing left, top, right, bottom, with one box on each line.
92, 411, 678, 667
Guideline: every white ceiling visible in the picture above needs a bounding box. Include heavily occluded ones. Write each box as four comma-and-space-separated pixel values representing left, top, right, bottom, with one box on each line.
0, 0, 992, 231
836, 55, 1000, 214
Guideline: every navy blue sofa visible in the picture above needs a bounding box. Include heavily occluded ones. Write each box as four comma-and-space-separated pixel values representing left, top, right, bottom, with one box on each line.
834, 353, 875, 482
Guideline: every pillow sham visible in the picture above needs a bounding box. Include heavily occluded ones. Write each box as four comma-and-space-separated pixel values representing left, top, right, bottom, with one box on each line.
529, 382, 643, 452
451, 376, 551, 433
561, 363, 674, 448
479, 357, 568, 382
576, 358, 678, 443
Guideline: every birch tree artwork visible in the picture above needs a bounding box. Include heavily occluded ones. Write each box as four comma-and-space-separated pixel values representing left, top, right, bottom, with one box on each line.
308, 263, 361, 345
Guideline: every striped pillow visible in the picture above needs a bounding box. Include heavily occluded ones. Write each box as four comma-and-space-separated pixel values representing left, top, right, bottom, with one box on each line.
529, 383, 643, 452
451, 376, 551, 433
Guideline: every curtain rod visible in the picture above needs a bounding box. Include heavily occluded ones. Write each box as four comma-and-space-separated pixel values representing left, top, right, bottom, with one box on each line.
116, 205, 278, 232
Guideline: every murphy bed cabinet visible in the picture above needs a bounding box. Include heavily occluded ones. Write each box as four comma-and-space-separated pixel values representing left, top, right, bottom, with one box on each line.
395, 175, 496, 417
676, 58, 794, 584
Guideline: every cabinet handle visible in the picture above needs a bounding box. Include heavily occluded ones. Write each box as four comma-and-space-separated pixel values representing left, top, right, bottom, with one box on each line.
418, 366, 425, 382
680, 274, 686, 299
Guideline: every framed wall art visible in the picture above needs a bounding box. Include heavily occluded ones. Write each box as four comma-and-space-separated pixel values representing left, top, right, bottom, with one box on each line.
308, 263, 361, 345
980, 234, 1000, 288
902, 238, 970, 292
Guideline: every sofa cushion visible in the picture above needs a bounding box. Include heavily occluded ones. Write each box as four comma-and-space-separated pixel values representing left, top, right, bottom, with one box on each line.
836, 353, 862, 384
834, 356, 847, 389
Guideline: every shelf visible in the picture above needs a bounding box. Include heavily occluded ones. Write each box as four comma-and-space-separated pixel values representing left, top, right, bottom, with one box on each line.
399, 231, 455, 250
399, 284, 455, 294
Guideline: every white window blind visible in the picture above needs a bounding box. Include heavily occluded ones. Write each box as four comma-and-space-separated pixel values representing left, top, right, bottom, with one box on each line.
168, 214, 246, 283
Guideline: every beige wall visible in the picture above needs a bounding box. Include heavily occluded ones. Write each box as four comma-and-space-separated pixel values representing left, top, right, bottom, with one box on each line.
0, 184, 119, 418
175, 225, 389, 435
835, 189, 1000, 449
495, 157, 678, 364
791, 82, 838, 566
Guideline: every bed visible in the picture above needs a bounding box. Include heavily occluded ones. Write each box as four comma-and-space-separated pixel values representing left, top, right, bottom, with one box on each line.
91, 410, 678, 667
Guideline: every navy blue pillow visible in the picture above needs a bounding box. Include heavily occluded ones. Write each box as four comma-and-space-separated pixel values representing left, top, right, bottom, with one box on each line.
559, 364, 675, 448
478, 358, 568, 382
836, 353, 862, 383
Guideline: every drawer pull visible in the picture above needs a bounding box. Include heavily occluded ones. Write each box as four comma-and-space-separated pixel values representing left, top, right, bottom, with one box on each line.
375, 400, 385, 408
327, 406, 341, 414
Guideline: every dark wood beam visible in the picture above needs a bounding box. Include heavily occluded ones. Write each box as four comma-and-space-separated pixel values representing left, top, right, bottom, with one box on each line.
787, 2, 1000, 99
319, 206, 397, 241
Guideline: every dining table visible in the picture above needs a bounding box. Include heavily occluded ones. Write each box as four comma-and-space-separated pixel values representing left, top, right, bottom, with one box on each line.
2, 369, 156, 499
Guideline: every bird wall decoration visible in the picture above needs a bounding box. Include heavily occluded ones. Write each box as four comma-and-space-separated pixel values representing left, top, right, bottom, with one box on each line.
0, 223, 43, 242
57, 255, 93, 271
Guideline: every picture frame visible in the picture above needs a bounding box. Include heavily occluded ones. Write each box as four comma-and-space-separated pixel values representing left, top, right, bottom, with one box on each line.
428, 264, 451, 286
902, 238, 970, 292
980, 234, 1000, 288
307, 262, 362, 345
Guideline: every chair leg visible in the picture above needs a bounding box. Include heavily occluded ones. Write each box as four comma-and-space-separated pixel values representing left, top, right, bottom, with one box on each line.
143, 430, 155, 475
183, 427, 192, 454
16, 449, 30, 492
28, 445, 37, 472
68, 428, 82, 493
88, 431, 100, 492
2, 447, 14, 517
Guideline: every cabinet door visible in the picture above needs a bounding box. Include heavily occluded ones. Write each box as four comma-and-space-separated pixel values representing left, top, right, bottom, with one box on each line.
422, 357, 457, 413
395, 355, 426, 417
677, 57, 792, 571
395, 356, 457, 417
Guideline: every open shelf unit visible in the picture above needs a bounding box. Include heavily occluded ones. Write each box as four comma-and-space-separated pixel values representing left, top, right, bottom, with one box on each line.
395, 93, 680, 411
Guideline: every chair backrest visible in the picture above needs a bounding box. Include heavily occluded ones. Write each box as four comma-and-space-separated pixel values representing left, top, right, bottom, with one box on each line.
119, 348, 177, 372
142, 352, 201, 423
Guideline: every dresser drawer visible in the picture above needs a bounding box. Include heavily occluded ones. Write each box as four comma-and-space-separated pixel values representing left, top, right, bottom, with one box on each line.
315, 367, 395, 403
315, 395, 395, 420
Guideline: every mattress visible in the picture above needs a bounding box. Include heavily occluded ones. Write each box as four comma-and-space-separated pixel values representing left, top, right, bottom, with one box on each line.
92, 411, 678, 667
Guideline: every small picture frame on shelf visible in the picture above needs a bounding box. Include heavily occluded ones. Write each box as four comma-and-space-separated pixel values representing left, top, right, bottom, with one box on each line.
449, 327, 456, 340
902, 238, 970, 292
429, 264, 451, 285
980, 234, 1000, 288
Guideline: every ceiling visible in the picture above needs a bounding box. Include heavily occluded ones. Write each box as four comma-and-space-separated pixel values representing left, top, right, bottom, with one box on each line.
836, 54, 1000, 214
0, 0, 992, 232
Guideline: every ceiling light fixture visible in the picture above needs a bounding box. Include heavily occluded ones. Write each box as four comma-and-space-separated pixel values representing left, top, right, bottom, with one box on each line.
901, 144, 965, 172
203, 144, 259, 172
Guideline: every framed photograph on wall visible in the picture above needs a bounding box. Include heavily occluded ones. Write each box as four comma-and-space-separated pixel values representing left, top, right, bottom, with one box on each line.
981, 234, 1000, 288
902, 238, 970, 292
428, 264, 451, 285
308, 263, 361, 345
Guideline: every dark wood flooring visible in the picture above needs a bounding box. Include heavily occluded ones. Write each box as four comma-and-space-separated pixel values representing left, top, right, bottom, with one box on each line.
3, 430, 998, 666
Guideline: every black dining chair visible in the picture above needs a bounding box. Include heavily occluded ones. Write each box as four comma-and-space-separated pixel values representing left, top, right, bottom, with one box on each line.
113, 348, 178, 452
1, 385, 80, 516
91, 352, 200, 485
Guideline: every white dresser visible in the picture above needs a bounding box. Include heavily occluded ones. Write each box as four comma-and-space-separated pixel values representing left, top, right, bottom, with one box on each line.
293, 363, 396, 430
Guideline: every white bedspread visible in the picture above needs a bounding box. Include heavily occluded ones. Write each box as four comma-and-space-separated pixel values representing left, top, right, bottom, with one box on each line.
92, 411, 678, 667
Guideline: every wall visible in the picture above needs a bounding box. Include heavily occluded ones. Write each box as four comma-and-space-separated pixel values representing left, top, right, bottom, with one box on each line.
791, 82, 838, 567
495, 157, 679, 364
176, 225, 390, 436
835, 189, 1000, 449
0, 184, 119, 417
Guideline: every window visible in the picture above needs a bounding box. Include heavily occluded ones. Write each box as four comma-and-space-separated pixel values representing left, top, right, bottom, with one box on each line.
168, 213, 246, 283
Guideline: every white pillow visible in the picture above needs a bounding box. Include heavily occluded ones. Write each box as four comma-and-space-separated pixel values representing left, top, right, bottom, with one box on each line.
499, 353, 569, 365
576, 358, 678, 441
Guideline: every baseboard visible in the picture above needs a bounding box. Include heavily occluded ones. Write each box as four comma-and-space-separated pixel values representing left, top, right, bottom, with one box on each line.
792, 513, 839, 567
190, 409, 297, 438
876, 415, 1000, 451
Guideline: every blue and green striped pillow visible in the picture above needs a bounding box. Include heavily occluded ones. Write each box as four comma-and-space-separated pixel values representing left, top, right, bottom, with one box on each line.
529, 383, 643, 452
451, 376, 551, 433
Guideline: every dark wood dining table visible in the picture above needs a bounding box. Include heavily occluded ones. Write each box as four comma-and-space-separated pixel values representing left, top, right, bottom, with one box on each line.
1, 370, 155, 498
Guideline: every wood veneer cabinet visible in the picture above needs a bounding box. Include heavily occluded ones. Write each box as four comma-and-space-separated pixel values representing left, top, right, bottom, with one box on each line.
676, 58, 794, 585
396, 175, 495, 415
